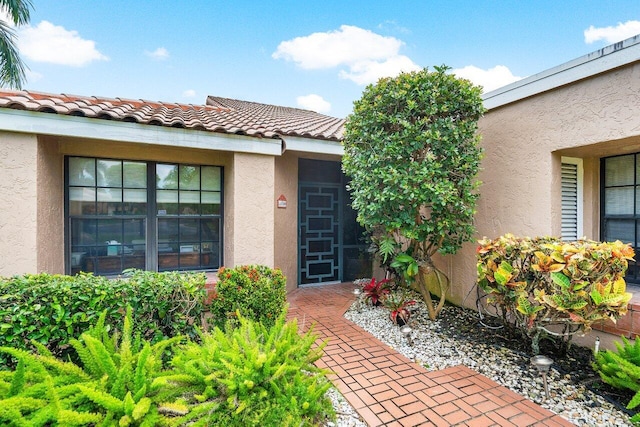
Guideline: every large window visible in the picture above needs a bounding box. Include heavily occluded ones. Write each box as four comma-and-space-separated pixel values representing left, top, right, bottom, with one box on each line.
601, 154, 639, 283
66, 157, 222, 275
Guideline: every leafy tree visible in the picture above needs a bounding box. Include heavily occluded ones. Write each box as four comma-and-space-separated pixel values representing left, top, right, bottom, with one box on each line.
0, 0, 32, 89
342, 66, 484, 320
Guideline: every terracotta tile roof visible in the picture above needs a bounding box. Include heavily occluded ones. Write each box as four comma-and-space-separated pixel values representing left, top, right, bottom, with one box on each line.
0, 90, 345, 141
206, 96, 344, 141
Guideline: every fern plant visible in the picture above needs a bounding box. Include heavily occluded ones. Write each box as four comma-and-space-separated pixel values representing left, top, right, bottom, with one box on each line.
593, 336, 640, 423
69, 307, 186, 426
0, 346, 101, 426
0, 307, 189, 426
165, 308, 335, 426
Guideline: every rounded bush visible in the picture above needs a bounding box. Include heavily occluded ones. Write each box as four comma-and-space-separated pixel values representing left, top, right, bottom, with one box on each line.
209, 265, 286, 328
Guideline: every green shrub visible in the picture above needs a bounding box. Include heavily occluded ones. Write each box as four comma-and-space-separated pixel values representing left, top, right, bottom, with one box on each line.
209, 265, 286, 328
0, 269, 207, 367
0, 308, 187, 426
593, 337, 640, 423
477, 234, 634, 353
0, 307, 336, 426
165, 309, 335, 426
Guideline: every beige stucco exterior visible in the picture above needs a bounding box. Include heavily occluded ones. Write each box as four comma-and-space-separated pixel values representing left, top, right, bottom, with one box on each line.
0, 132, 287, 277
443, 61, 640, 307
0, 132, 39, 276
226, 152, 275, 267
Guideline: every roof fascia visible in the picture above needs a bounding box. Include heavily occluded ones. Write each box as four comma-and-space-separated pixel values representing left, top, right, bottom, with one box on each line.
483, 35, 640, 110
0, 108, 283, 156
281, 135, 344, 155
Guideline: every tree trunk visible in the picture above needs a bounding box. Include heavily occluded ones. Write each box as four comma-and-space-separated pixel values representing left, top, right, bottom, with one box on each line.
412, 260, 449, 320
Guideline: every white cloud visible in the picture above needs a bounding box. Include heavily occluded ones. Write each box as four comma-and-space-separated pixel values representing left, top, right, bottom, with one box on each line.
452, 65, 522, 93
182, 89, 196, 98
339, 55, 420, 85
145, 47, 169, 60
297, 94, 331, 113
18, 21, 108, 67
273, 25, 420, 85
585, 20, 640, 44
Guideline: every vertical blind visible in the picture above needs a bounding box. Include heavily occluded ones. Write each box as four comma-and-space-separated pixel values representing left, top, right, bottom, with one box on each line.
561, 162, 579, 241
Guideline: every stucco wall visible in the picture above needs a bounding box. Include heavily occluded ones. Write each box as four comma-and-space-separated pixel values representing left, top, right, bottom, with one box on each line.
274, 153, 299, 291
37, 136, 64, 273
446, 62, 640, 308
227, 152, 275, 267
0, 132, 38, 276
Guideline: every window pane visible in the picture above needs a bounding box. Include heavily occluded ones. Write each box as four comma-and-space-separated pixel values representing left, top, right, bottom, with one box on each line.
201, 192, 221, 215
157, 164, 178, 189
158, 218, 178, 247
97, 219, 122, 247
97, 160, 122, 187
605, 155, 634, 186
69, 187, 96, 215
123, 161, 147, 188
604, 219, 635, 246
97, 188, 122, 215
202, 166, 221, 191
180, 191, 200, 215
71, 219, 97, 245
123, 189, 147, 214
180, 219, 199, 241
180, 165, 200, 190
123, 219, 145, 245
201, 242, 218, 268
157, 190, 179, 215
201, 219, 219, 241
69, 157, 95, 186
605, 187, 634, 215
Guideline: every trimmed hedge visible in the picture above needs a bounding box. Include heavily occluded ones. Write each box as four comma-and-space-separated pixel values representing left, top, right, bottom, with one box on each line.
0, 269, 207, 367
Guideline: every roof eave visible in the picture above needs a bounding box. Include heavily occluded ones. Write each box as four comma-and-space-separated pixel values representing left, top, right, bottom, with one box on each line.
483, 34, 640, 110
0, 108, 283, 156
280, 135, 344, 156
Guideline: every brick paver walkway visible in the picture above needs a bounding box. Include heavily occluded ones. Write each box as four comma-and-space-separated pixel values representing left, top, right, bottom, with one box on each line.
287, 282, 573, 427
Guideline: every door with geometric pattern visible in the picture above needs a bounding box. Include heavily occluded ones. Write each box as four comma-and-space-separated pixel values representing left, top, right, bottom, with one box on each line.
298, 183, 341, 284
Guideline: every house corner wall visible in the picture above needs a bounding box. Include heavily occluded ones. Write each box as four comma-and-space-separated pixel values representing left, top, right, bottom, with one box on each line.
228, 152, 275, 267
0, 132, 39, 276
37, 136, 64, 273
274, 153, 298, 291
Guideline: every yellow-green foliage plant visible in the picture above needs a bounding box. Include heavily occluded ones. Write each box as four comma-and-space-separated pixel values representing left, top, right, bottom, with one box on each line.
0, 308, 188, 426
0, 346, 101, 425
477, 234, 634, 353
593, 337, 640, 424
163, 308, 336, 426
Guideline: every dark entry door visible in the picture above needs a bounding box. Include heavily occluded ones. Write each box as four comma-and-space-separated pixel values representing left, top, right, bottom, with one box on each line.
298, 159, 371, 286
299, 183, 341, 284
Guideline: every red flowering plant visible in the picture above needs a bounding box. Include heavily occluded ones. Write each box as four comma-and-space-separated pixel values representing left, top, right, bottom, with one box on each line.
362, 278, 391, 306
382, 290, 416, 326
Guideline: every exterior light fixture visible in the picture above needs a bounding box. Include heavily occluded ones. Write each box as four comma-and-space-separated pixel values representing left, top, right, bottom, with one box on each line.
400, 325, 413, 346
530, 355, 553, 400
594, 336, 600, 354
353, 288, 362, 312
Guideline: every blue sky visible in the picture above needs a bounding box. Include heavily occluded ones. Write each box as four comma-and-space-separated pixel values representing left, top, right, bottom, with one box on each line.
8, 1, 640, 117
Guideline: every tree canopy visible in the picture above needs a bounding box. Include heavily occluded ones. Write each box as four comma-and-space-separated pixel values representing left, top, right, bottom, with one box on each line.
342, 66, 484, 318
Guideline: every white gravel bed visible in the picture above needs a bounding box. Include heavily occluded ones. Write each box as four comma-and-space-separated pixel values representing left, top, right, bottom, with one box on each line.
341, 294, 634, 427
